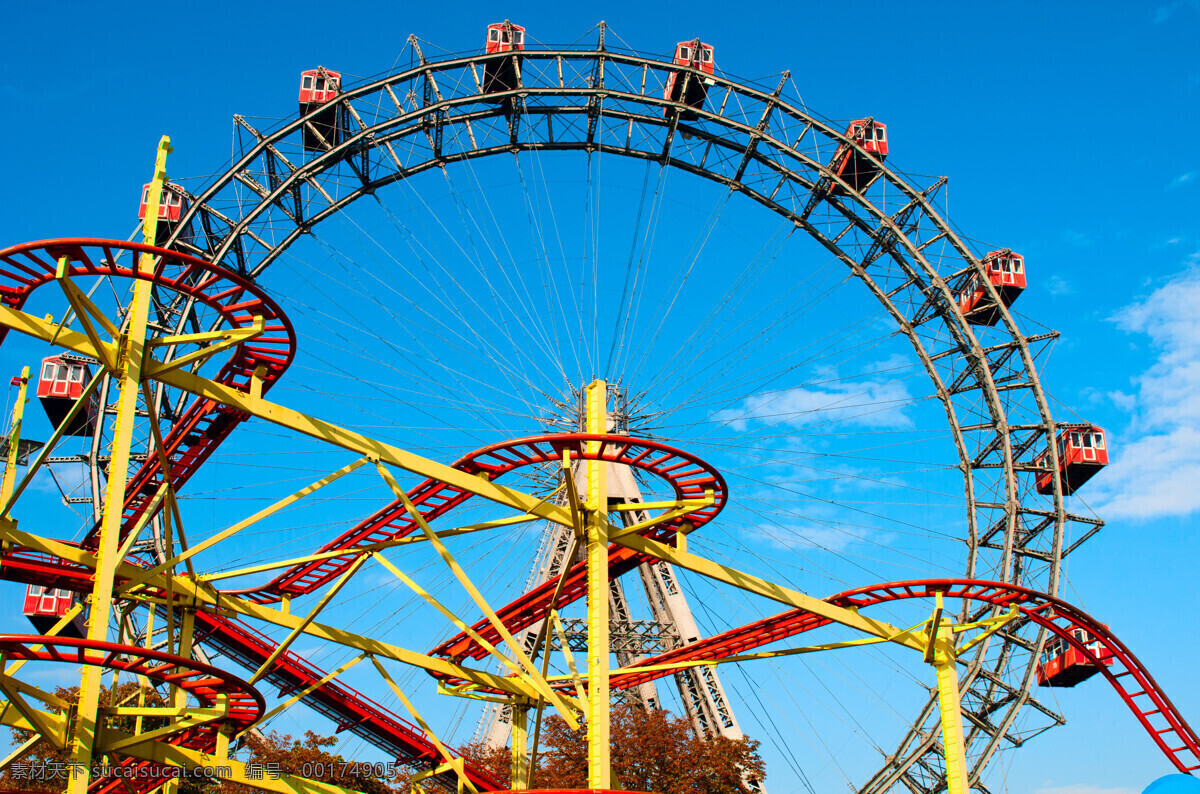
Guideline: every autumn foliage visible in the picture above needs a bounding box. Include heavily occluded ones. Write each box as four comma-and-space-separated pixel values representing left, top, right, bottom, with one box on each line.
3, 687, 762, 794
224, 730, 393, 794
460, 703, 765, 793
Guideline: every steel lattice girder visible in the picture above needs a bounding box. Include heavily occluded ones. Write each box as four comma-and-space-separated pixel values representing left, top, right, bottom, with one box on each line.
68, 41, 1084, 790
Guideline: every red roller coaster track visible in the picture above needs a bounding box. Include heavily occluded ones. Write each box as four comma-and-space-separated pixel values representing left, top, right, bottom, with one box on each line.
600, 578, 1200, 775
0, 635, 264, 794
233, 433, 726, 604
0, 239, 1194, 788
0, 239, 295, 554
0, 240, 498, 792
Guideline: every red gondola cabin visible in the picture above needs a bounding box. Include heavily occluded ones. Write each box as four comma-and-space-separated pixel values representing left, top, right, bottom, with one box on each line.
138, 182, 190, 247
37, 355, 97, 436
1037, 627, 1113, 687
299, 68, 344, 152
482, 22, 526, 97
957, 250, 1027, 326
664, 40, 715, 122
1034, 425, 1108, 495
23, 585, 86, 637
828, 119, 888, 195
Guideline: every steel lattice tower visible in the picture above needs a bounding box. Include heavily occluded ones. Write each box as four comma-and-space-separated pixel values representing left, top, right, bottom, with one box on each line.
479, 386, 746, 751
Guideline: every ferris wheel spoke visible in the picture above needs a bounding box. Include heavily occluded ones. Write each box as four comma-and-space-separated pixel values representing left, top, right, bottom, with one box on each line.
0, 32, 1109, 794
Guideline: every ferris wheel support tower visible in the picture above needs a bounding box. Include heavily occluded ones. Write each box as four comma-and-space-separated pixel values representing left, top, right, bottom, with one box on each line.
481, 385, 745, 747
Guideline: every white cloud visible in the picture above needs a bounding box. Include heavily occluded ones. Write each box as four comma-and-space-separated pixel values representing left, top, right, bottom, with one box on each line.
1046, 274, 1075, 296
1168, 171, 1196, 189
713, 356, 915, 432
1092, 261, 1200, 519
1034, 787, 1137, 794
1154, 0, 1197, 23
751, 522, 882, 553
1062, 229, 1092, 247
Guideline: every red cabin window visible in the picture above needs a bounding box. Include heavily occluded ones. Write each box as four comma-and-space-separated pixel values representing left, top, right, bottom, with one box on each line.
37, 357, 89, 400
23, 585, 74, 618
1037, 627, 1114, 687
36, 355, 98, 436
299, 69, 342, 104
670, 40, 716, 74
663, 40, 715, 125
959, 250, 1027, 324
138, 183, 186, 222
485, 23, 527, 54
827, 119, 888, 196
1036, 425, 1109, 495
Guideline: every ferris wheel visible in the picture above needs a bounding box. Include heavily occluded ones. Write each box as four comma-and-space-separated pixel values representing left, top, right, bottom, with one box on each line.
0, 20, 1192, 794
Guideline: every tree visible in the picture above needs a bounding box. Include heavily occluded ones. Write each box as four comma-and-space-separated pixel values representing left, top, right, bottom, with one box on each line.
460, 703, 765, 794
223, 730, 395, 794
0, 685, 394, 794
0, 682, 212, 794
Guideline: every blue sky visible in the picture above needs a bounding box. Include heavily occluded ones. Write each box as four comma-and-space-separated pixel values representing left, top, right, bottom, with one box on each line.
2, 1, 1199, 792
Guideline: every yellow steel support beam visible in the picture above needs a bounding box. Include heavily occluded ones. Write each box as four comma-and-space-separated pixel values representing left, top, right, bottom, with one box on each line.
141, 315, 265, 378
54, 267, 118, 372
0, 366, 29, 507
551, 611, 587, 706
583, 379, 610, 790
614, 532, 927, 653
67, 135, 171, 794
246, 653, 366, 736
0, 696, 69, 745
0, 672, 69, 747
143, 379, 197, 584
0, 367, 102, 519
3, 602, 84, 678
607, 494, 713, 541
191, 508, 550, 584
247, 554, 369, 686
99, 712, 222, 754
377, 462, 579, 727
510, 699, 529, 790
0, 732, 43, 775
602, 622, 929, 679
123, 455, 370, 590
371, 553, 549, 696
956, 606, 1018, 655
932, 612, 968, 794
369, 656, 480, 794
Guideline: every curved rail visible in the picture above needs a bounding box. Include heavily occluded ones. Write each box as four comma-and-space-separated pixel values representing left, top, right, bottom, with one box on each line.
0, 42, 1088, 789
600, 579, 1200, 774
152, 44, 1081, 785
0, 551, 503, 793
236, 433, 725, 603
0, 239, 296, 550
0, 634, 265, 794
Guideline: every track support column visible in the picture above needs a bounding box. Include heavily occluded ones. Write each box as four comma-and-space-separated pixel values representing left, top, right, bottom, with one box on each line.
510, 698, 529, 789
67, 136, 171, 794
584, 379, 610, 789
932, 616, 968, 794
0, 366, 30, 504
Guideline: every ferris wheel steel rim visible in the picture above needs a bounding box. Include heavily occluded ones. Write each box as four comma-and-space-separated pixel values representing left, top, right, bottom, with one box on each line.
69, 33, 1097, 791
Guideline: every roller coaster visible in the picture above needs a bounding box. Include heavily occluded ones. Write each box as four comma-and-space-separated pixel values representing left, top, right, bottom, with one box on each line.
0, 21, 1195, 794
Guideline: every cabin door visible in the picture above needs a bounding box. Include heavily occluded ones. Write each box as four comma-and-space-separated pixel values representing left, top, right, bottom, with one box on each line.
51, 364, 69, 397
1000, 257, 1015, 286
1081, 433, 1096, 461
39, 587, 62, 613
